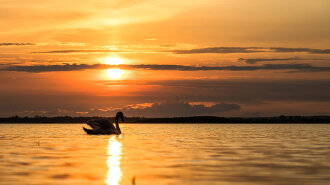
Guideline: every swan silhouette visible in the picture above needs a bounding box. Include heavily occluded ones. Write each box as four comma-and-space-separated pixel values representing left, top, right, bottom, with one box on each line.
83, 112, 124, 135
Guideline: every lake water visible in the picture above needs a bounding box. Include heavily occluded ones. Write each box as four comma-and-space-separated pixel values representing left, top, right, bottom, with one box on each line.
0, 124, 329, 185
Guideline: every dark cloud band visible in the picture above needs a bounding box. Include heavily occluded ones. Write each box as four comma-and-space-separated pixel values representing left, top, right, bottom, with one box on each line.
0, 43, 34, 46
2, 63, 330, 73
238, 57, 301, 64
270, 47, 330, 54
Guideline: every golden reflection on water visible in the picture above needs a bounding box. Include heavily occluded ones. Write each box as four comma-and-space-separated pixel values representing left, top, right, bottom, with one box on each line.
106, 136, 122, 185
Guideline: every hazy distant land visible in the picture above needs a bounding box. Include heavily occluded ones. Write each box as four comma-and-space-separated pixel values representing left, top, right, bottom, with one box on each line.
0, 115, 329, 123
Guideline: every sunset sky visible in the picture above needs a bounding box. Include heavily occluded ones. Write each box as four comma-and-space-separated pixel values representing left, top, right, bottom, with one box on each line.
0, 0, 329, 117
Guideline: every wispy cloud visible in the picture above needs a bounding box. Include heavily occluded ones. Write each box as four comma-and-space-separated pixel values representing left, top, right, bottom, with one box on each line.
32, 49, 121, 54
173, 47, 330, 54
2, 63, 330, 73
173, 47, 265, 54
270, 47, 330, 54
31, 46, 330, 55
0, 43, 34, 46
239, 57, 330, 64
238, 57, 301, 64
1, 63, 103, 72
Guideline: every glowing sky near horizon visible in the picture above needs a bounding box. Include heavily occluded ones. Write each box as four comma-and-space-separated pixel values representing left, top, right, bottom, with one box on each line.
0, 0, 329, 117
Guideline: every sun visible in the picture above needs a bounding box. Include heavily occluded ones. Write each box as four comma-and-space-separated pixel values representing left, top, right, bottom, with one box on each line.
105, 58, 124, 65
107, 69, 124, 80
104, 57, 125, 80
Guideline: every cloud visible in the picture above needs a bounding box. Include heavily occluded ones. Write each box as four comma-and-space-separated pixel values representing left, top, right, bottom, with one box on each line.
173, 47, 265, 54
0, 62, 20, 66
2, 63, 330, 73
32, 49, 121, 53
20, 100, 241, 117
238, 57, 300, 64
0, 90, 240, 117
172, 47, 330, 54
139, 79, 330, 102
0, 43, 34, 46
1, 63, 104, 72
119, 100, 241, 117
1, 78, 329, 116
270, 47, 330, 54
238, 57, 330, 64
31, 46, 330, 55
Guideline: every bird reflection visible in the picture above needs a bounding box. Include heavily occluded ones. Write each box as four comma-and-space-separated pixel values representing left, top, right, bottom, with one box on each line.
106, 135, 122, 185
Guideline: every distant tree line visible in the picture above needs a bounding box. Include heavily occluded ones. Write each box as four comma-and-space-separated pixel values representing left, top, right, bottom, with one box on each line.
0, 115, 141, 123
0, 115, 329, 123
134, 115, 330, 123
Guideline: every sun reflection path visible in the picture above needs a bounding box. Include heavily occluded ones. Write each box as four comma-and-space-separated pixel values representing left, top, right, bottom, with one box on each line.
107, 68, 124, 80
106, 136, 122, 185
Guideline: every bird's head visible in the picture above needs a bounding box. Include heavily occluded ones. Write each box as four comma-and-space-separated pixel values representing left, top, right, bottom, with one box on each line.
115, 111, 125, 123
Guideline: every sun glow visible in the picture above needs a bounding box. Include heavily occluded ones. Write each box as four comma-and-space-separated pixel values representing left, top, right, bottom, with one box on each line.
107, 69, 124, 80
105, 58, 124, 65
104, 57, 125, 80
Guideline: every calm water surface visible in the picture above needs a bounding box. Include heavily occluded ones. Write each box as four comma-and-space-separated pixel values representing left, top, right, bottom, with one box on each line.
0, 124, 329, 185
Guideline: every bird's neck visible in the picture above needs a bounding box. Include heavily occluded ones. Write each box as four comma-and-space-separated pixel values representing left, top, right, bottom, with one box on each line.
115, 120, 121, 134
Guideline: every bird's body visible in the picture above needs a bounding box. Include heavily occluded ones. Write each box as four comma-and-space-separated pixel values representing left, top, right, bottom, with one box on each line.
83, 112, 124, 135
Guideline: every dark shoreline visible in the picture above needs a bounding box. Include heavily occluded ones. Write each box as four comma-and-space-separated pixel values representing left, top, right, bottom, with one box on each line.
0, 115, 329, 124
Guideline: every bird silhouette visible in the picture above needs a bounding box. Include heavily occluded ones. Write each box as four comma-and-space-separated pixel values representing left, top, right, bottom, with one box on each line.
83, 112, 124, 135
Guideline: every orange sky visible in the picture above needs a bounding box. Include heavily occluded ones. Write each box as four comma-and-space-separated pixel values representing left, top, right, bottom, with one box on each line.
0, 0, 329, 117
